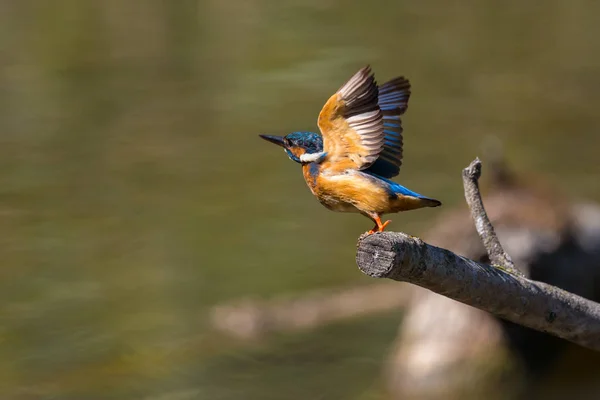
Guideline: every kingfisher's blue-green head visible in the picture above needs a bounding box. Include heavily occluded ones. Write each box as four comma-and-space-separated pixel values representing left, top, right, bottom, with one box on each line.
259, 131, 324, 164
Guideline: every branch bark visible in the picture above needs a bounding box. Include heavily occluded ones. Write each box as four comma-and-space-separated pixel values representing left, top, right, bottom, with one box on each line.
356, 232, 600, 351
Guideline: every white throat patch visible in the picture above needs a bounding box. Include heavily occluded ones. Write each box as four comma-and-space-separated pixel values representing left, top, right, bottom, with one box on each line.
299, 151, 326, 163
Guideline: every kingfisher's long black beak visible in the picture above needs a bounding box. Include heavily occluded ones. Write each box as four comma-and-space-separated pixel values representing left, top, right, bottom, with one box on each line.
259, 134, 286, 148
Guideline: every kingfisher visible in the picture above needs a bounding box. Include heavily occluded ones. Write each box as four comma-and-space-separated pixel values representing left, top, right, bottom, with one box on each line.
260, 66, 441, 234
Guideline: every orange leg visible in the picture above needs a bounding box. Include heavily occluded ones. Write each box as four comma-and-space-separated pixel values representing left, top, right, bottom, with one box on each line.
366, 215, 392, 235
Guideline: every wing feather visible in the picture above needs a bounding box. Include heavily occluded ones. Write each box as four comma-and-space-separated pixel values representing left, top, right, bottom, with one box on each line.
366, 76, 411, 178
316, 67, 411, 176
317, 66, 384, 170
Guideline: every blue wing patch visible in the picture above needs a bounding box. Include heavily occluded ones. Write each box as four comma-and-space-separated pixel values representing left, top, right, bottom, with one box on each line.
363, 170, 438, 203
366, 77, 411, 178
370, 172, 425, 198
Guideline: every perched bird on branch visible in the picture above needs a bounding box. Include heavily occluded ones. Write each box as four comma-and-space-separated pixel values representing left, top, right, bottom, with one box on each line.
260, 66, 441, 234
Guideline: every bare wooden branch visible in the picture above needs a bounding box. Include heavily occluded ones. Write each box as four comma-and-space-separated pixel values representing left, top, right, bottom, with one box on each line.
356, 232, 600, 351
462, 158, 522, 276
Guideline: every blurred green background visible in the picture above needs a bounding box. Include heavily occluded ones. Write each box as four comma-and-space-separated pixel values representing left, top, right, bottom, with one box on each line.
1, 1, 599, 399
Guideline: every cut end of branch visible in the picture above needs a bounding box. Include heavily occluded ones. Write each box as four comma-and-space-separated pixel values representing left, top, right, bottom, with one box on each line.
357, 232, 405, 279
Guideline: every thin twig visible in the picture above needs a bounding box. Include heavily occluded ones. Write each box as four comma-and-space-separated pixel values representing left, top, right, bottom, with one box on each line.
462, 158, 522, 276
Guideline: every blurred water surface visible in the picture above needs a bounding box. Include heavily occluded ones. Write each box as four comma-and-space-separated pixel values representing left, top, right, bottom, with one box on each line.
1, 1, 599, 399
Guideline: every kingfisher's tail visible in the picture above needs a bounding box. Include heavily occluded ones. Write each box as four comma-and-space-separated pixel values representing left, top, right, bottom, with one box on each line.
419, 197, 442, 207
386, 179, 442, 208
417, 196, 442, 207
362, 170, 442, 211
388, 181, 442, 211
390, 193, 441, 212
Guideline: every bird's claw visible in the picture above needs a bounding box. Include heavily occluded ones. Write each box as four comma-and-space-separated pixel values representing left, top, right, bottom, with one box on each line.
365, 219, 392, 235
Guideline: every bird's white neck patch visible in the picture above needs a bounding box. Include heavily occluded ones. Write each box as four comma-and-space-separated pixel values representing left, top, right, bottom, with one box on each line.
300, 151, 326, 163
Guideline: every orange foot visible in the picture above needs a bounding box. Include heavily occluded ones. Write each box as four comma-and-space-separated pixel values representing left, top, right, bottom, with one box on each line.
366, 216, 391, 235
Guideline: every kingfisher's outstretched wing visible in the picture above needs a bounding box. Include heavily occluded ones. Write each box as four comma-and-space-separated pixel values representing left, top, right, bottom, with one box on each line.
366, 76, 411, 178
317, 66, 384, 171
